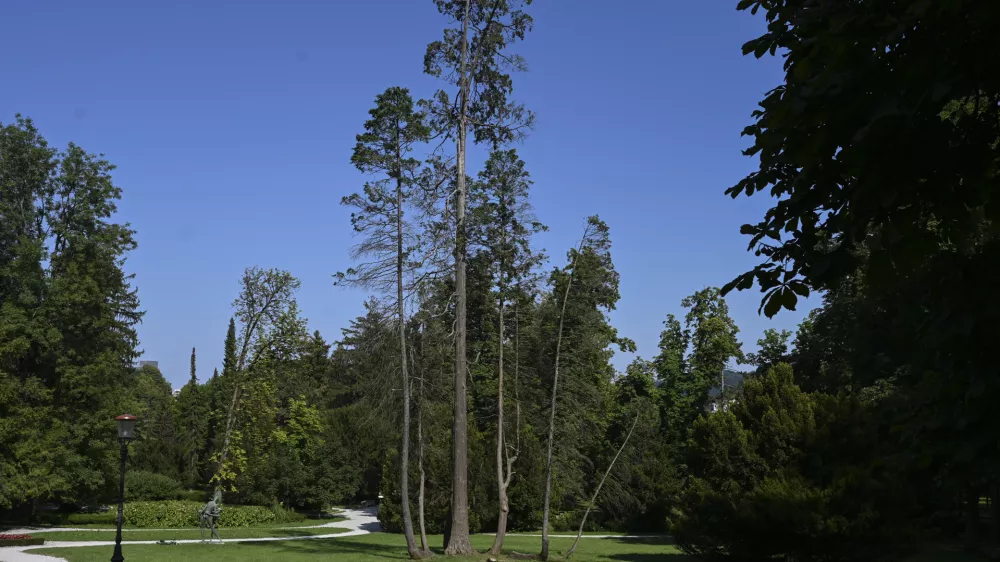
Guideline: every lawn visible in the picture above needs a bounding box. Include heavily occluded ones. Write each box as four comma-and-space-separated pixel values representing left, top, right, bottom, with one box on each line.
51, 516, 341, 530
33, 533, 690, 561
27, 525, 348, 542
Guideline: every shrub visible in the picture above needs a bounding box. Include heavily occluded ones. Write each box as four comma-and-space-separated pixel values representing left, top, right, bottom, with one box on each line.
673, 365, 918, 561
0, 538, 45, 547
270, 503, 306, 524
124, 471, 182, 501
121, 501, 278, 528
67, 512, 116, 525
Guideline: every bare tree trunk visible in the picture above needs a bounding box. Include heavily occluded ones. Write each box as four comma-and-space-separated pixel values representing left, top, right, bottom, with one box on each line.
416, 322, 430, 556
417, 377, 430, 555
565, 416, 640, 559
397, 172, 419, 558
491, 258, 509, 555
541, 225, 592, 561
446, 0, 475, 555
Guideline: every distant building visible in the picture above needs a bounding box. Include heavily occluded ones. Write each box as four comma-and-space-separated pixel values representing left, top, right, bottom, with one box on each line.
172, 388, 182, 398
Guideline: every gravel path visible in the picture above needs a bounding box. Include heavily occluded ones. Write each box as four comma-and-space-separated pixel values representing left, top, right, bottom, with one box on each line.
0, 507, 380, 562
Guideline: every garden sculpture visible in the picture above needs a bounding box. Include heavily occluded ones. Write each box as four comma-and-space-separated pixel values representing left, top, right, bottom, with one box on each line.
198, 490, 223, 543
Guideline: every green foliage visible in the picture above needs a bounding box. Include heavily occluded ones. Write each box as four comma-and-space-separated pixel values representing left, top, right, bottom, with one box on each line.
0, 116, 142, 510
656, 287, 743, 460
121, 500, 280, 528
125, 470, 182, 501
745, 328, 791, 375
66, 512, 116, 525
130, 365, 180, 479
674, 364, 917, 561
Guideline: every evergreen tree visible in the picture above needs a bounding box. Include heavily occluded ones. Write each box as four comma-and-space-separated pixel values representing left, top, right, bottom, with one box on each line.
656, 287, 742, 460
469, 148, 545, 553
337, 86, 431, 559
538, 216, 632, 560
176, 347, 209, 487
423, 1, 535, 553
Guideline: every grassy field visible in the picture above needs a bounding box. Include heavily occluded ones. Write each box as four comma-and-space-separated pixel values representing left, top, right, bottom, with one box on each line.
54, 516, 341, 530
33, 533, 689, 561
27, 525, 348, 542
31, 532, 994, 562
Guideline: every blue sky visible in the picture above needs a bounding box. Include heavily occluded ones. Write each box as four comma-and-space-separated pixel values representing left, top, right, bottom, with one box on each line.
1, 0, 813, 388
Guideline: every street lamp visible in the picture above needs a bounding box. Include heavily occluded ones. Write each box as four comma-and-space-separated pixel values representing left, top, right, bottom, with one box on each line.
111, 414, 137, 562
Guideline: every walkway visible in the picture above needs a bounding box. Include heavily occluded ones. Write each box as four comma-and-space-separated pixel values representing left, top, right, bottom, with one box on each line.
0, 507, 380, 562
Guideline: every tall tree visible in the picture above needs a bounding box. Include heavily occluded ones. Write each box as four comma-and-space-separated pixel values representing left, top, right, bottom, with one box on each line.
469, 149, 545, 554
176, 347, 209, 486
724, 1, 1000, 548
337, 86, 431, 559
656, 288, 742, 458
1, 116, 142, 510
424, 1, 534, 553
540, 216, 630, 560
213, 267, 300, 491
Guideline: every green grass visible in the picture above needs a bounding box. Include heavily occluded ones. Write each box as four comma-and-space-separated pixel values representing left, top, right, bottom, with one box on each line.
50, 516, 340, 530
35, 532, 689, 561
29, 525, 348, 542
34, 533, 998, 562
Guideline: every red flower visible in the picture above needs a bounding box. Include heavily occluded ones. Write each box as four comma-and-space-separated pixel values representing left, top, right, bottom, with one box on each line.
0, 533, 32, 540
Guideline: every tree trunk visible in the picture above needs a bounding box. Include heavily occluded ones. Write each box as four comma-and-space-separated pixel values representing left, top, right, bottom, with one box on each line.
540, 226, 590, 561
417, 324, 430, 556
445, 0, 475, 556
566, 416, 640, 559
397, 173, 419, 558
491, 259, 509, 555
417, 381, 430, 555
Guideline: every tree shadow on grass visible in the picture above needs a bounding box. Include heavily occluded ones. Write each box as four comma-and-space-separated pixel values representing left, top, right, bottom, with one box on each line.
608, 552, 699, 562
242, 537, 416, 560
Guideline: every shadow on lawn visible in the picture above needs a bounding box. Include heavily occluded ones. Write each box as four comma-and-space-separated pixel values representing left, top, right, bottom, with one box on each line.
243, 535, 697, 561
243, 537, 414, 560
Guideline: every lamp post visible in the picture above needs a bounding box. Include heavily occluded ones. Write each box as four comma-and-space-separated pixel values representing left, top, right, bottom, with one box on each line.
111, 414, 137, 562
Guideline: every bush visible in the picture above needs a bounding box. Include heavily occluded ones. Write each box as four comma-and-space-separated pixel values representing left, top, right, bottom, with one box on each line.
270, 503, 306, 524
121, 501, 279, 528
67, 512, 116, 525
0, 538, 45, 546
672, 365, 918, 561
124, 471, 182, 501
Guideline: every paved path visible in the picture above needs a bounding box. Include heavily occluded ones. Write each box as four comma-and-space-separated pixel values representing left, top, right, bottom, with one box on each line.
0, 507, 380, 562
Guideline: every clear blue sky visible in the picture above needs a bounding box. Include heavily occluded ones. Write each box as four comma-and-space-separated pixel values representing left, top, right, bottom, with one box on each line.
1, 0, 813, 388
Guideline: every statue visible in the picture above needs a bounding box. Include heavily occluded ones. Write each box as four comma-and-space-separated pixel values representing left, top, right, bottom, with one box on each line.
198, 490, 223, 543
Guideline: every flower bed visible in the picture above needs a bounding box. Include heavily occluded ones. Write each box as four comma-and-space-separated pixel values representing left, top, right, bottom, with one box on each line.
0, 533, 45, 547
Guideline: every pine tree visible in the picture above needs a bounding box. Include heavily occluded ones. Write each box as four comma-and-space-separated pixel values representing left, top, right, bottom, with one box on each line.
470, 149, 545, 554
424, 2, 535, 553
223, 318, 237, 377
337, 86, 431, 559
189, 347, 197, 385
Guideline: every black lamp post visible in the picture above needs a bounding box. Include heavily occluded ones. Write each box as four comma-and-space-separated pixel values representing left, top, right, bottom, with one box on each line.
111, 414, 137, 562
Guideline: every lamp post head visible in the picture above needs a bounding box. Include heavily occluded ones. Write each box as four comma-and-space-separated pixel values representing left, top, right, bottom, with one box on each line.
115, 414, 137, 443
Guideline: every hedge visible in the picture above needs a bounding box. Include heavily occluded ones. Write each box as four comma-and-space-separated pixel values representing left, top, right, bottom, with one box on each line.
125, 471, 182, 501
67, 512, 116, 525
122, 501, 281, 528
0, 538, 45, 546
